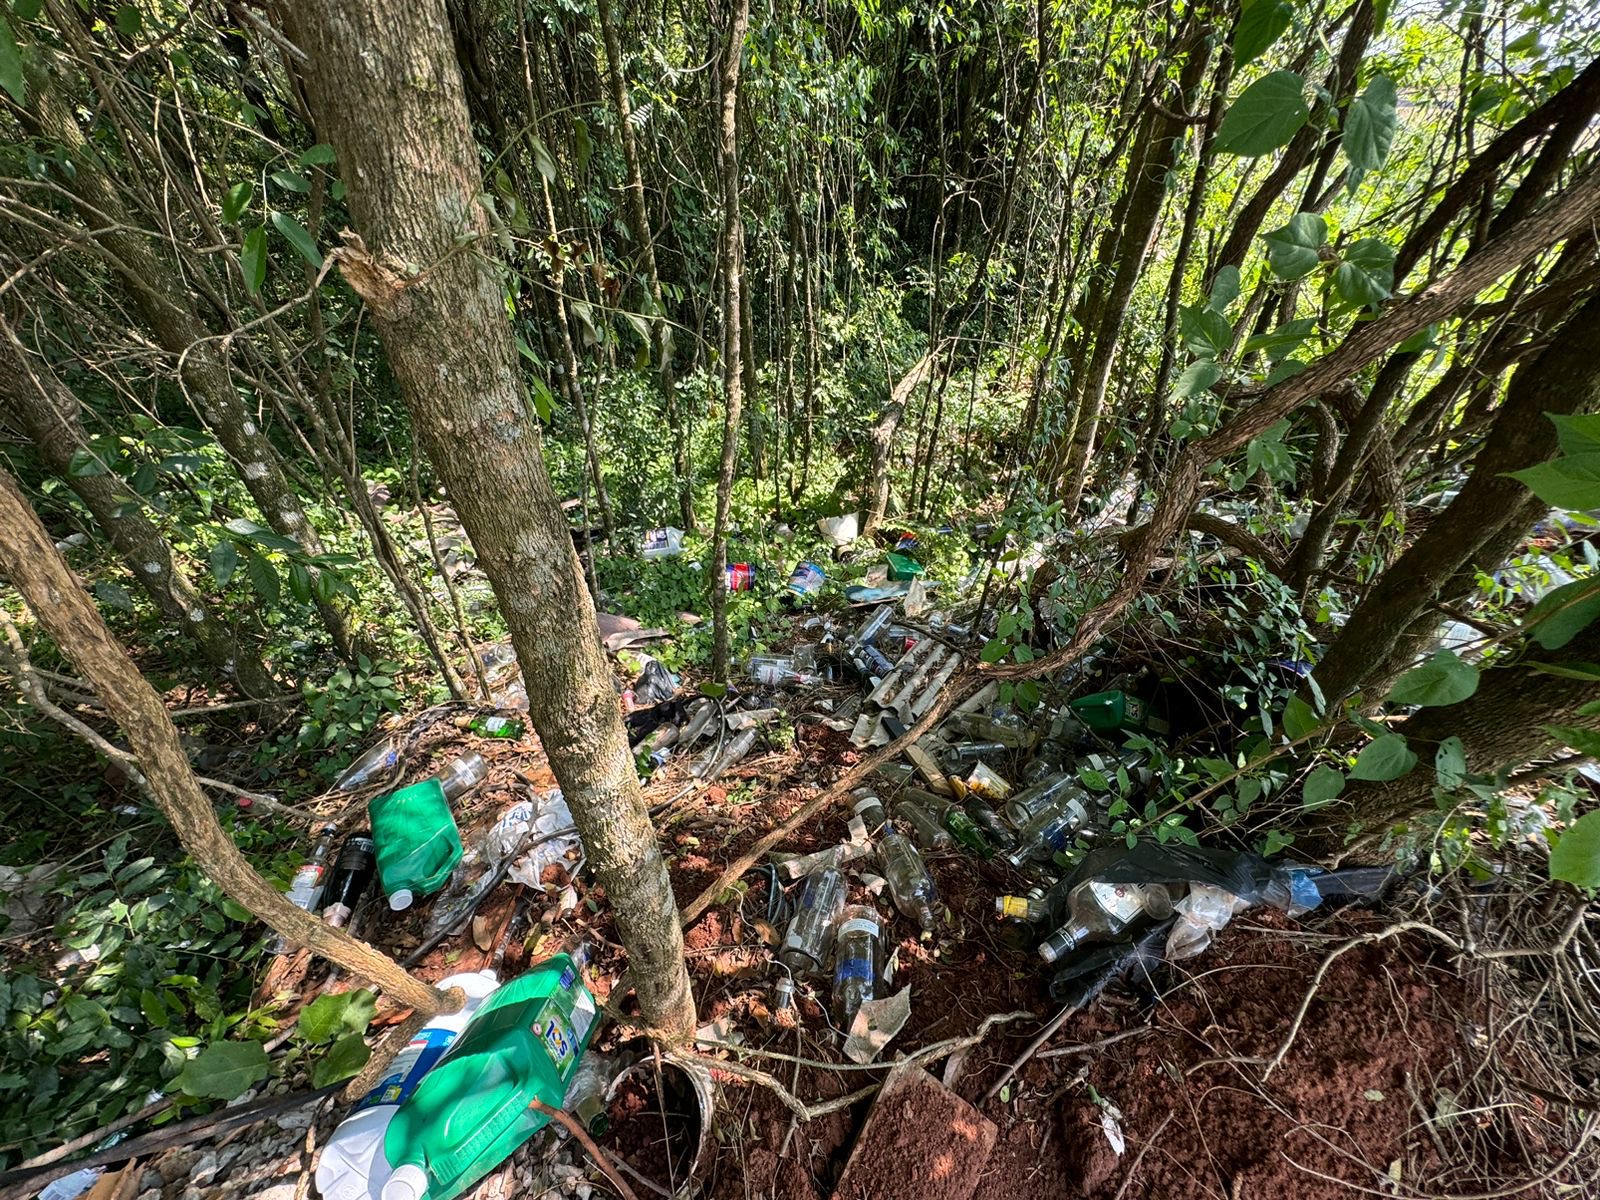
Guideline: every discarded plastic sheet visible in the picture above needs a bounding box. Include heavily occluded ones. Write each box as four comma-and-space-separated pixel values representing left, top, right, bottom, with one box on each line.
843, 985, 911, 1064
500, 791, 584, 888
817, 512, 860, 546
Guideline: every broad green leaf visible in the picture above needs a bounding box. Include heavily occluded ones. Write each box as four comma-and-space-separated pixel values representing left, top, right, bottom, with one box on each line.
1215, 71, 1310, 157
175, 1040, 269, 1101
1510, 458, 1600, 511
67, 448, 109, 477
1435, 736, 1467, 789
222, 181, 254, 224
1282, 694, 1318, 740
298, 144, 337, 166
224, 517, 301, 552
271, 211, 322, 267
312, 1033, 371, 1088
1544, 725, 1600, 758
1302, 764, 1345, 809
1528, 662, 1600, 682
296, 989, 375, 1043
1171, 360, 1223, 401
1550, 412, 1600, 458
1549, 810, 1600, 889
1523, 577, 1600, 649
1351, 733, 1417, 782
1261, 213, 1326, 279
1233, 0, 1294, 69
1333, 238, 1395, 306
210, 540, 238, 586
241, 226, 268, 294
114, 5, 142, 35
288, 561, 313, 604
1179, 303, 1233, 359
1245, 317, 1317, 363
529, 136, 558, 182
0, 15, 25, 105
1265, 357, 1309, 387
527, 375, 556, 421
245, 550, 281, 606
269, 170, 311, 194
1343, 74, 1398, 173
1387, 649, 1479, 707
1206, 265, 1240, 313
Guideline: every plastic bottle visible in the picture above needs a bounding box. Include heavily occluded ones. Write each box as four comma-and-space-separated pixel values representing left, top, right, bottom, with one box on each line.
747, 655, 824, 686
877, 823, 939, 930
335, 738, 400, 792
561, 1051, 619, 1136
435, 753, 488, 801
315, 970, 500, 1200
322, 834, 377, 928
271, 824, 338, 953
832, 906, 883, 1029
679, 697, 718, 745
774, 868, 846, 1007
1003, 772, 1077, 826
369, 780, 465, 911
1004, 793, 1091, 868
382, 954, 597, 1200
850, 605, 894, 647
893, 800, 954, 851
454, 713, 525, 739
1038, 881, 1171, 963
694, 726, 759, 781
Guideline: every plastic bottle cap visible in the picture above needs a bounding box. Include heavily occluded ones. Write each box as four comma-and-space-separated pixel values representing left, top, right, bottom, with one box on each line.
382, 1165, 429, 1200
388, 889, 414, 911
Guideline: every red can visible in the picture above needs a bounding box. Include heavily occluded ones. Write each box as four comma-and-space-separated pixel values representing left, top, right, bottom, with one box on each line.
725, 562, 755, 591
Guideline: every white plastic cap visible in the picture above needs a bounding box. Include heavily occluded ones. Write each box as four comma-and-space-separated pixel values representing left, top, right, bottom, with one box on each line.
388, 889, 414, 911
382, 1164, 428, 1200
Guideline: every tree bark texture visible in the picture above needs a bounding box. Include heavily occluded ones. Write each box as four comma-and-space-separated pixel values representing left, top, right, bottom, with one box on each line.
277, 0, 695, 1037
0, 327, 278, 697
0, 466, 446, 1017
1308, 288, 1600, 707
863, 352, 937, 536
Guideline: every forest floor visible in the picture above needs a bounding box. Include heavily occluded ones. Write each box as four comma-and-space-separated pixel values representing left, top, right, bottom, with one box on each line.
107, 654, 1582, 1200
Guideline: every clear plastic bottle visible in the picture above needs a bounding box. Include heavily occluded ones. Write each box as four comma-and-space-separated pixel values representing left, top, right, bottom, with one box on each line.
435, 752, 488, 800
831, 906, 883, 1030
561, 1051, 619, 1136
850, 605, 894, 647
272, 824, 338, 953
1038, 881, 1173, 962
877, 823, 939, 930
1004, 793, 1091, 867
893, 800, 954, 851
679, 697, 718, 745
774, 868, 847, 1007
335, 738, 400, 791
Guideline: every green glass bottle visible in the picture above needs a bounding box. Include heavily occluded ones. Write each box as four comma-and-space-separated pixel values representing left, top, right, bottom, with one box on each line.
941, 805, 993, 859
456, 713, 525, 739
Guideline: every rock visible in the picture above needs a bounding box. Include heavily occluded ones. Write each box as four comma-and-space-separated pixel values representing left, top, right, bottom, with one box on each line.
140, 1170, 164, 1192
273, 1108, 314, 1133
190, 1154, 220, 1186
575, 1185, 592, 1200
242, 1184, 298, 1200
137, 1190, 162, 1200
157, 1152, 197, 1184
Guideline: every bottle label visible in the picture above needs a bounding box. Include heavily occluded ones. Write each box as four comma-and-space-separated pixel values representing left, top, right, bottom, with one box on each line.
484, 716, 508, 734
1089, 880, 1147, 921
838, 917, 880, 939
351, 1028, 456, 1112
997, 896, 1031, 920
835, 955, 875, 983
532, 983, 596, 1077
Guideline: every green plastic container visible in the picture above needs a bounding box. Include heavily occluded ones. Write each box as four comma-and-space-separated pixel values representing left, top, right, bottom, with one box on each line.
380, 954, 598, 1200
1069, 689, 1148, 732
885, 552, 924, 581
369, 780, 463, 911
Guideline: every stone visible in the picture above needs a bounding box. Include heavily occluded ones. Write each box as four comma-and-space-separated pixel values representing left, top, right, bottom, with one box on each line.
273, 1109, 313, 1133
242, 1184, 298, 1200
190, 1154, 221, 1186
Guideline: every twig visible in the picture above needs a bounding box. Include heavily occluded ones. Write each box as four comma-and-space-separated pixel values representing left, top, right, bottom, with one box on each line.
1111, 1112, 1174, 1200
983, 1005, 1079, 1103
1036, 1024, 1153, 1060
670, 1052, 880, 1121
18, 1097, 172, 1169
528, 1099, 642, 1200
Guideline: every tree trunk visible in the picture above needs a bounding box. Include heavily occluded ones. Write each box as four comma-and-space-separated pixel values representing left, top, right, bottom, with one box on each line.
0, 325, 278, 698
596, 0, 694, 530
708, 0, 751, 683
0, 465, 446, 1018
863, 352, 938, 536
1307, 288, 1600, 707
278, 0, 695, 1038
22, 72, 355, 659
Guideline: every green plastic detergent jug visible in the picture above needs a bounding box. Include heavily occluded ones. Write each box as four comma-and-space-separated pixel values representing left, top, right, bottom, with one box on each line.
369, 779, 463, 910
380, 953, 598, 1200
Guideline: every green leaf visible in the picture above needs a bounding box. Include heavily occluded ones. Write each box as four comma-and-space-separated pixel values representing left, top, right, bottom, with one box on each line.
1387, 649, 1479, 707
1350, 733, 1417, 782
1528, 661, 1600, 682
1261, 213, 1326, 279
1333, 238, 1396, 307
298, 144, 337, 166
1265, 358, 1309, 387
210, 540, 238, 587
1435, 736, 1467, 789
224, 517, 301, 552
1244, 317, 1317, 363
1207, 265, 1241, 313
1343, 74, 1398, 173
1549, 412, 1600, 458
1215, 71, 1310, 157
67, 447, 109, 477
175, 1040, 269, 1101
527, 375, 556, 421
1524, 577, 1600, 650
1179, 303, 1233, 360
528, 136, 558, 182
269, 170, 311, 194
288, 561, 313, 604
1282, 694, 1317, 740
1549, 810, 1600, 889
296, 989, 376, 1043
114, 5, 142, 35
241, 226, 268, 294
270, 211, 322, 268
1544, 725, 1600, 758
312, 1033, 371, 1087
0, 15, 25, 106
1171, 360, 1223, 401
1302, 764, 1345, 809
245, 550, 281, 607
1233, 0, 1294, 69
222, 181, 255, 225
1509, 458, 1600, 511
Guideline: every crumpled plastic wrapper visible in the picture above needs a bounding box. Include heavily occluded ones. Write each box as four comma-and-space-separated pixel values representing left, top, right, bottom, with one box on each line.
495, 790, 584, 888
1165, 882, 1251, 961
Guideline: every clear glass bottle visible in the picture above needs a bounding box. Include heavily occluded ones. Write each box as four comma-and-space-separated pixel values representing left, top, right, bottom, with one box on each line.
945, 710, 1038, 749
832, 906, 883, 1030
963, 797, 1016, 850
774, 868, 847, 1007
893, 800, 954, 851
850, 788, 887, 833
1004, 772, 1078, 827
436, 752, 489, 800
1004, 792, 1091, 867
877, 823, 939, 930
942, 741, 1008, 767
1038, 880, 1172, 962
273, 824, 338, 952
333, 737, 399, 791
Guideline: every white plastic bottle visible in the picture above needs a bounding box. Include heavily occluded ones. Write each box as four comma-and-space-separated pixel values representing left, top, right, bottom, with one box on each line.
315, 971, 500, 1200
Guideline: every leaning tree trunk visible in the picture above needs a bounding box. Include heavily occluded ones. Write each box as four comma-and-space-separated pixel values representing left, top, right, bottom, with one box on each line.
0, 326, 278, 698
1295, 619, 1600, 860
862, 352, 937, 536
708, 0, 751, 684
1307, 287, 1600, 707
0, 466, 447, 1016
277, 0, 695, 1038
23, 72, 355, 658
